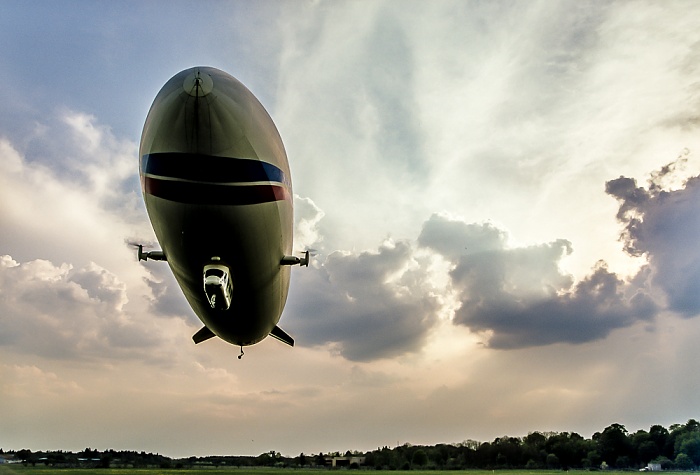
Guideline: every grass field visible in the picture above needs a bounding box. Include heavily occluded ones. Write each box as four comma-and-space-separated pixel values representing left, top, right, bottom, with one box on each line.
0, 468, 659, 475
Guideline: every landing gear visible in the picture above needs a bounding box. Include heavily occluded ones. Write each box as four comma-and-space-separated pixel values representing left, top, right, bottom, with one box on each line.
238, 346, 244, 359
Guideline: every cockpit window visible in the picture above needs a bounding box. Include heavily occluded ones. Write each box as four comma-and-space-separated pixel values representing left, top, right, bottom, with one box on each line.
203, 264, 233, 311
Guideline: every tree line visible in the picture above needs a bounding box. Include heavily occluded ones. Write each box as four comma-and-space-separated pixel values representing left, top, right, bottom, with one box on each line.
361, 420, 700, 470
3, 448, 171, 469
3, 419, 699, 470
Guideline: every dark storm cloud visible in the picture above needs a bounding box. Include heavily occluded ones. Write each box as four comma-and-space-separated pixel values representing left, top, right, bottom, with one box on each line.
417, 214, 507, 261
419, 214, 658, 349
456, 262, 657, 349
0, 255, 163, 360
606, 163, 700, 317
285, 240, 439, 361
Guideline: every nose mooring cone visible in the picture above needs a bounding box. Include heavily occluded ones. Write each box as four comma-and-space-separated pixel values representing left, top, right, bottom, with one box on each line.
183, 70, 214, 97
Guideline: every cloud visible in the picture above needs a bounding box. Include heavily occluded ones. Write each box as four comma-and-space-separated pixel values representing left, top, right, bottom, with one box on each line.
286, 239, 440, 361
293, 194, 325, 251
411, 159, 700, 350
418, 214, 657, 349
0, 112, 198, 364
0, 112, 147, 269
286, 155, 700, 355
0, 255, 163, 360
606, 161, 700, 317
417, 215, 509, 262
142, 262, 196, 323
275, 2, 442, 253
2, 364, 85, 400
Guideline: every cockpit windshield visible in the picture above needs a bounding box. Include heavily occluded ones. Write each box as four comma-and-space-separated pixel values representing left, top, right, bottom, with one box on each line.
203, 264, 233, 310
206, 269, 224, 278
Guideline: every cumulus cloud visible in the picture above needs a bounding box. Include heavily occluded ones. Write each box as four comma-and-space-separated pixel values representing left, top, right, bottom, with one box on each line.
0, 255, 163, 360
418, 214, 658, 349
293, 194, 325, 251
0, 113, 193, 363
285, 157, 699, 355
286, 239, 440, 361
0, 114, 148, 270
606, 161, 700, 317
286, 158, 700, 355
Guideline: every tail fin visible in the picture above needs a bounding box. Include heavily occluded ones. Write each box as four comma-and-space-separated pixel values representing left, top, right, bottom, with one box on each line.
269, 325, 294, 347
192, 325, 216, 344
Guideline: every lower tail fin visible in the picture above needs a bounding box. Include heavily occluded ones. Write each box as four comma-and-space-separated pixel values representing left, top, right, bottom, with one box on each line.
192, 325, 216, 344
269, 325, 294, 347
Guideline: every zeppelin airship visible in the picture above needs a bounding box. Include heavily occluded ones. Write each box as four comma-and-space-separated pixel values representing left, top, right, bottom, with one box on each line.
138, 66, 307, 358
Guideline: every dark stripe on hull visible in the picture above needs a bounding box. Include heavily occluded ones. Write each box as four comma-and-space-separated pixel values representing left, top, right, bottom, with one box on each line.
143, 176, 290, 205
141, 152, 291, 205
142, 152, 289, 186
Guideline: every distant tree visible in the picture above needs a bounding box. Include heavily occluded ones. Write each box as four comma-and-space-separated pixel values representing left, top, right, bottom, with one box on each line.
687, 420, 700, 432
524, 432, 547, 450
16, 449, 32, 462
493, 436, 523, 467
615, 455, 630, 468
546, 453, 560, 468
98, 454, 111, 469
630, 429, 652, 466
475, 442, 493, 467
428, 444, 449, 467
523, 432, 547, 467
412, 449, 428, 467
460, 439, 481, 450
675, 453, 694, 470
546, 432, 587, 468
668, 419, 700, 460
583, 449, 602, 469
649, 425, 670, 457
638, 441, 660, 464
676, 432, 700, 466
597, 423, 631, 465
314, 452, 326, 467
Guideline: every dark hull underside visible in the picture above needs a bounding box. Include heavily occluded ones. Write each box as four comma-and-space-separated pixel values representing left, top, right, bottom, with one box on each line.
145, 193, 292, 346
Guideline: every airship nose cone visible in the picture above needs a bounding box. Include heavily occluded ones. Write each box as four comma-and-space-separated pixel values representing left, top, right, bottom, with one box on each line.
183, 70, 214, 97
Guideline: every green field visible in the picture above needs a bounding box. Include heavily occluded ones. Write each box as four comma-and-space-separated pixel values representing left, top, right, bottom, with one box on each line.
0, 468, 663, 475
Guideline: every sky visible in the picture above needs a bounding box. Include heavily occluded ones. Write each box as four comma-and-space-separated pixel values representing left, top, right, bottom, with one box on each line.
2, 0, 700, 459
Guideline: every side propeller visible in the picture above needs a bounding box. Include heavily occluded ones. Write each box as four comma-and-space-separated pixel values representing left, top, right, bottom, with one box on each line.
280, 249, 315, 267
125, 239, 167, 262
